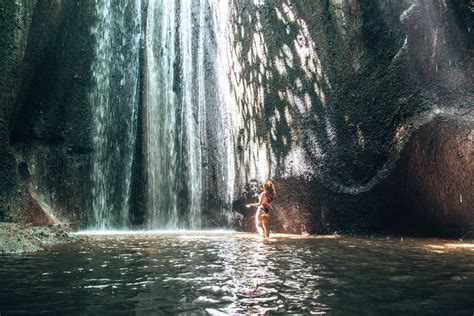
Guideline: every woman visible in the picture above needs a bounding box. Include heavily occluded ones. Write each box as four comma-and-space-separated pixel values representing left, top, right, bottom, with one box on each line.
246, 179, 276, 238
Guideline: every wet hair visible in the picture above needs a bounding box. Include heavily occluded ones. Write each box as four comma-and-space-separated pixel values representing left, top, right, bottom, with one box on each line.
263, 179, 276, 202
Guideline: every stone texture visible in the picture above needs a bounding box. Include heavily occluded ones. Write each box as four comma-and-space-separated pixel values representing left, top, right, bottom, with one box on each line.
0, 222, 76, 254
0, 0, 95, 227
0, 0, 38, 220
0, 0, 472, 237
379, 118, 474, 237
229, 0, 473, 236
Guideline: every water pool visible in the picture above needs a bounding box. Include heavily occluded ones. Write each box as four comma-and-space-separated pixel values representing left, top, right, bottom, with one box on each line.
1, 232, 473, 314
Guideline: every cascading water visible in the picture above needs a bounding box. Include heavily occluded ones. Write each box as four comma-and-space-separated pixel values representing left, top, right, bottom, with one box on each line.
179, 0, 205, 229
145, 0, 235, 229
89, 0, 142, 229
145, 0, 179, 228
206, 0, 236, 220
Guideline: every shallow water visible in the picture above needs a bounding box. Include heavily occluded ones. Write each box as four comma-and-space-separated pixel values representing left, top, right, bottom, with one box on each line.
0, 232, 473, 314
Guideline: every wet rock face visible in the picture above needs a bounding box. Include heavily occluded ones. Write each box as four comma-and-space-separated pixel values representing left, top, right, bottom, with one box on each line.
231, 0, 472, 187
230, 0, 473, 235
0, 0, 95, 226
0, 0, 472, 236
381, 119, 474, 237
0, 0, 36, 219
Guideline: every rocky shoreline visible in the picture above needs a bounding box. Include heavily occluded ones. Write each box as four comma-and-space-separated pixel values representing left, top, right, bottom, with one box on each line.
0, 222, 77, 254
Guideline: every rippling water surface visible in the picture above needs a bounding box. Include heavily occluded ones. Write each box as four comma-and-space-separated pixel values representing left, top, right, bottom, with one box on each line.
0, 232, 473, 314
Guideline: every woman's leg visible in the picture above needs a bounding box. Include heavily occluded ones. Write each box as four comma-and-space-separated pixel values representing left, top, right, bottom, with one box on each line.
255, 208, 264, 237
262, 215, 270, 238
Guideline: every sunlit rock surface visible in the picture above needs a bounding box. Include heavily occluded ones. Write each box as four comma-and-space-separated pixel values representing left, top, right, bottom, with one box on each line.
230, 0, 473, 236
0, 0, 472, 237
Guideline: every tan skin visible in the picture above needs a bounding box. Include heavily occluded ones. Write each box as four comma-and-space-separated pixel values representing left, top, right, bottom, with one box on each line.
246, 182, 275, 238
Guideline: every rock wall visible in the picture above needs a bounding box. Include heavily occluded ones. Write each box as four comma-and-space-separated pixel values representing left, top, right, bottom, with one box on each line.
0, 0, 96, 227
379, 118, 474, 237
0, 0, 36, 221
0, 0, 472, 237
230, 0, 473, 236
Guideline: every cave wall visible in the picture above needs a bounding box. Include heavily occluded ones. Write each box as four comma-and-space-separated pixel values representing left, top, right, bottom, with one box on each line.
0, 0, 96, 227
378, 118, 474, 237
230, 0, 473, 236
0, 0, 36, 221
0, 0, 472, 236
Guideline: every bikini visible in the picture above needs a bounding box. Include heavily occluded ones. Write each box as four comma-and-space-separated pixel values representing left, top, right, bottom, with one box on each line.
261, 193, 272, 214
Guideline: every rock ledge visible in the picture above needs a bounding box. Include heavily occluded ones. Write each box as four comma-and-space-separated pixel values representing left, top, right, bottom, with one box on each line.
0, 222, 77, 254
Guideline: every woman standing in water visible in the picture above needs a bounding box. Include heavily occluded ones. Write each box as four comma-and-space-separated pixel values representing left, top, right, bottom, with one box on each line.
246, 179, 276, 238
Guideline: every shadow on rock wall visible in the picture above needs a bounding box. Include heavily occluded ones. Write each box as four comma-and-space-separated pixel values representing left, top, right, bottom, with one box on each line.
231, 0, 473, 236
0, 0, 472, 236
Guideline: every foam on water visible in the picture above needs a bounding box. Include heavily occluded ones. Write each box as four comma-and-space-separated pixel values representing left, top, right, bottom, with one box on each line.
74, 230, 236, 236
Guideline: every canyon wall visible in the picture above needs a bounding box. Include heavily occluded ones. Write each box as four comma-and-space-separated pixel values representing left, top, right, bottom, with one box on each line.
0, 0, 472, 236
230, 0, 473, 235
0, 0, 95, 227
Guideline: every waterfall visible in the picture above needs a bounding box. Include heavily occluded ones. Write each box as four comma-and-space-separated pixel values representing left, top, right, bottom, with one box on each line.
145, 0, 235, 229
145, 0, 179, 228
205, 0, 235, 226
89, 0, 142, 229
177, 0, 204, 229
86, 0, 234, 230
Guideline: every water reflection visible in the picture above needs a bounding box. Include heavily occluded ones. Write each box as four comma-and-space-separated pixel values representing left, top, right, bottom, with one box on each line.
0, 233, 473, 314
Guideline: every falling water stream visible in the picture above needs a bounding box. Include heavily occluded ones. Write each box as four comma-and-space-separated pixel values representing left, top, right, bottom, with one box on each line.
145, 0, 234, 229
88, 0, 235, 229
89, 0, 142, 229
145, 0, 179, 228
